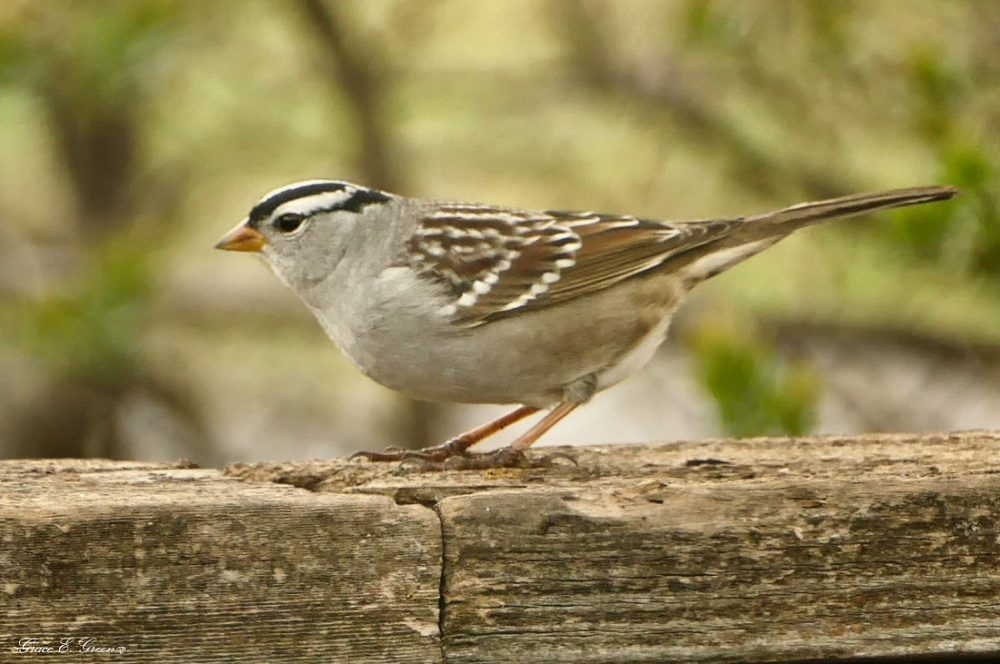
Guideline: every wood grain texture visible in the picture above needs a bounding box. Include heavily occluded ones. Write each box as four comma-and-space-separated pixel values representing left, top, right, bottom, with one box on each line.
4, 431, 1000, 663
1, 459, 442, 663
437, 468, 1000, 663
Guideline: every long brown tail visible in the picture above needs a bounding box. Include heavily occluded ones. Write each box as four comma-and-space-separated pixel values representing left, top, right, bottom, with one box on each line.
749, 185, 959, 230
672, 184, 959, 283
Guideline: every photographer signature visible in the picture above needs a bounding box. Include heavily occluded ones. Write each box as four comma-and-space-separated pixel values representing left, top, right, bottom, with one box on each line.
12, 638, 126, 655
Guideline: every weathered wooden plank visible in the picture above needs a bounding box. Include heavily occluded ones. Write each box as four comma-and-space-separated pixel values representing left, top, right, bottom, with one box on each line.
4, 431, 1000, 663
429, 433, 1000, 663
1, 459, 442, 663
272, 430, 1000, 662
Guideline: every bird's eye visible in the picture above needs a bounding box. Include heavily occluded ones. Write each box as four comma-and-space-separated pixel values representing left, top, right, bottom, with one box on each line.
274, 213, 305, 234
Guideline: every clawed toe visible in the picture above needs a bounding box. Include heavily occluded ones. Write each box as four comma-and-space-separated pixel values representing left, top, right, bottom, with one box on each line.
390, 447, 527, 471
437, 448, 577, 470
351, 442, 463, 464
353, 443, 578, 471
367, 448, 525, 471
350, 449, 405, 462
349, 404, 579, 470
398, 448, 454, 462
441, 447, 531, 470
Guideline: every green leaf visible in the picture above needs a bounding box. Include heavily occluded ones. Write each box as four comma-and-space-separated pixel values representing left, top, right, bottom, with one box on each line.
688, 317, 821, 438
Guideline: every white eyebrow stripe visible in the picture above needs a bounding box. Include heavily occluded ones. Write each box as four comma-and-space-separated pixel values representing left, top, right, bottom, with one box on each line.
271, 189, 356, 218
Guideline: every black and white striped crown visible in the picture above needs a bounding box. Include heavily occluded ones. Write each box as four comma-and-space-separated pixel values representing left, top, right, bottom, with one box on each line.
247, 180, 392, 228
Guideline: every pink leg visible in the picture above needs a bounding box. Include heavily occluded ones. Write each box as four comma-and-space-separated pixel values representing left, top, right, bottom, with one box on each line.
424, 402, 580, 470
509, 402, 579, 451
352, 405, 540, 462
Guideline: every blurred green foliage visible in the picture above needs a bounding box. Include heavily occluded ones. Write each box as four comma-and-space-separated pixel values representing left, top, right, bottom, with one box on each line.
6, 237, 157, 382
0, 1, 189, 457
888, 40, 1000, 277
890, 145, 1000, 274
688, 318, 820, 438
1, 1, 998, 456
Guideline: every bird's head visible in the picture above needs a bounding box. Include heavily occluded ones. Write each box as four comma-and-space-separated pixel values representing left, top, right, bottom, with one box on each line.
215, 179, 393, 292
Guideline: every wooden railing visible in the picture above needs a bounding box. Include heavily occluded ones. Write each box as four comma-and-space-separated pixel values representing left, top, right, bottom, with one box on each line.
4, 431, 1000, 663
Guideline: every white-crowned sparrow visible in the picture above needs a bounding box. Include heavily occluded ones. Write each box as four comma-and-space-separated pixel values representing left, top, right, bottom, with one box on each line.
216, 180, 958, 468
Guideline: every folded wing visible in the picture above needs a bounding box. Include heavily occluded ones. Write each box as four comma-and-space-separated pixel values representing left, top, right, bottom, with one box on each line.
404, 203, 743, 326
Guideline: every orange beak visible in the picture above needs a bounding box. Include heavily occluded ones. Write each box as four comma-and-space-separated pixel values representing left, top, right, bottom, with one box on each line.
215, 221, 265, 252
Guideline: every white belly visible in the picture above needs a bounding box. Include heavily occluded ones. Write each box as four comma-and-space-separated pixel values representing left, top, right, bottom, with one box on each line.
596, 314, 673, 391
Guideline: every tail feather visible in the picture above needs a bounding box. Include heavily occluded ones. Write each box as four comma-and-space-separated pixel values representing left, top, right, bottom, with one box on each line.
749, 185, 959, 230
671, 184, 959, 283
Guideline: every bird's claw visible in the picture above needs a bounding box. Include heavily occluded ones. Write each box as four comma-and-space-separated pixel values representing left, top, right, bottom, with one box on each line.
358, 447, 578, 472
350, 440, 467, 464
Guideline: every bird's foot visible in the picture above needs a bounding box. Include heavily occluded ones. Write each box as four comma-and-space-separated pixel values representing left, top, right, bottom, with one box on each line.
352, 442, 576, 471
350, 437, 474, 464
416, 446, 532, 471
412, 447, 578, 472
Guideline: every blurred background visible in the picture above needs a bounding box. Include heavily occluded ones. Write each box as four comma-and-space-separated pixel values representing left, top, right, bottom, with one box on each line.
1, 0, 998, 465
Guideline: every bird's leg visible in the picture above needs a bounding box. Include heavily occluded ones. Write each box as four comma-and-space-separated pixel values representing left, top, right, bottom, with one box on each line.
351, 405, 539, 462
431, 401, 580, 470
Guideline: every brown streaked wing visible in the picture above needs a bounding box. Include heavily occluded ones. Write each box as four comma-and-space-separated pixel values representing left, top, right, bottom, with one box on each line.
405, 205, 744, 326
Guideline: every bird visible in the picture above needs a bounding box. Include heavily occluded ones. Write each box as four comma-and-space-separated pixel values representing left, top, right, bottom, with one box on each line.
215, 180, 958, 469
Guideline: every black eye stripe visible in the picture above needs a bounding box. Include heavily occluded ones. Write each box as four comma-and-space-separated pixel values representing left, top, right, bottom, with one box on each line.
337, 188, 392, 213
249, 181, 348, 226
290, 190, 392, 221
247, 183, 392, 230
